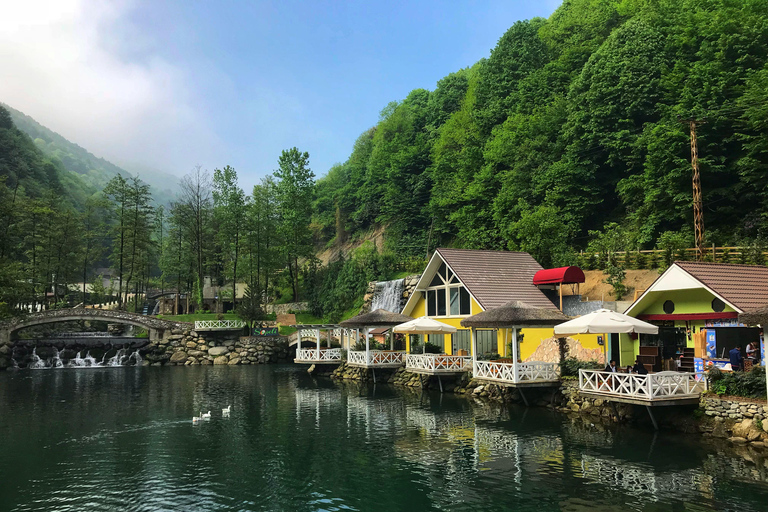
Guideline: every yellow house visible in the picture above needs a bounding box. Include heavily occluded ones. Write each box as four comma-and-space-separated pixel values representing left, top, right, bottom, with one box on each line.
401, 248, 602, 361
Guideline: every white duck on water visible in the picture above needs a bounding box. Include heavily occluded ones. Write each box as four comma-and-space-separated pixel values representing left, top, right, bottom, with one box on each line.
222, 405, 231, 416
201, 411, 211, 420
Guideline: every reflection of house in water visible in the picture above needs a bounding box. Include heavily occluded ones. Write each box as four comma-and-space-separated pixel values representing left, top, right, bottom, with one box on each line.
579, 455, 712, 501
293, 387, 346, 426
345, 394, 408, 437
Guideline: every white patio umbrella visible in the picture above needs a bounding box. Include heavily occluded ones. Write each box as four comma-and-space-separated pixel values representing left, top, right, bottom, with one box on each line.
553, 309, 658, 335
393, 316, 457, 354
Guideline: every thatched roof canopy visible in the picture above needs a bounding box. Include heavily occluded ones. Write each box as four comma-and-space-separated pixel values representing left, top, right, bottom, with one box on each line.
461, 300, 568, 328
339, 309, 414, 328
739, 306, 768, 327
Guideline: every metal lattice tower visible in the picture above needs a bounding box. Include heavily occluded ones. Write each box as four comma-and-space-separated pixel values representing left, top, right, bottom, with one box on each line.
684, 118, 706, 261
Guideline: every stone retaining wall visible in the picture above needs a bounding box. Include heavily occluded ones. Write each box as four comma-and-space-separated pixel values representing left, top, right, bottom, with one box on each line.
146, 329, 290, 366
701, 396, 766, 421
329, 362, 466, 390
265, 303, 308, 315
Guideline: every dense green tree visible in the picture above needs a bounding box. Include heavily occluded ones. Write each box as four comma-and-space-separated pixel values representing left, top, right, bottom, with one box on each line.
274, 148, 315, 301
212, 165, 246, 308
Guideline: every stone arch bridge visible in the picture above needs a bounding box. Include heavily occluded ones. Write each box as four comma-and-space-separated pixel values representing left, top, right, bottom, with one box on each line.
0, 308, 192, 346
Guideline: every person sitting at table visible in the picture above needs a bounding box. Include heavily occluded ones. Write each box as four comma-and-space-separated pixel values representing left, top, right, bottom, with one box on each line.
746, 341, 758, 361
632, 359, 648, 375
729, 346, 743, 371
604, 359, 617, 372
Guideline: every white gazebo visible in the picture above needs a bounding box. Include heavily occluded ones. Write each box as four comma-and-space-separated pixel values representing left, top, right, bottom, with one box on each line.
293, 324, 345, 365
338, 309, 414, 381
393, 316, 469, 391
461, 301, 568, 404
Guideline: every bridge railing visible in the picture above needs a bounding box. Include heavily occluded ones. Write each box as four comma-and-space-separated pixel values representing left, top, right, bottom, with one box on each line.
54, 332, 112, 338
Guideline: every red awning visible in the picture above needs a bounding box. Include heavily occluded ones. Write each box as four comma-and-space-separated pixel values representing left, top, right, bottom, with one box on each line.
533, 266, 586, 286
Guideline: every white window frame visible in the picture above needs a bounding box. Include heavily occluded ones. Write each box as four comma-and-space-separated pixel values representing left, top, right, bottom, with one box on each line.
426, 264, 471, 318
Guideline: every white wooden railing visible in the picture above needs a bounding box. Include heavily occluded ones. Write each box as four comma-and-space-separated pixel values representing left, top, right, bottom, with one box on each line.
405, 354, 470, 373
578, 370, 707, 400
298, 328, 354, 339
194, 320, 246, 330
347, 350, 405, 366
295, 348, 342, 362
473, 361, 559, 383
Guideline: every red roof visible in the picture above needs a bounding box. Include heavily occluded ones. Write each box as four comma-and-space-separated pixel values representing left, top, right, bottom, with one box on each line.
533, 266, 585, 286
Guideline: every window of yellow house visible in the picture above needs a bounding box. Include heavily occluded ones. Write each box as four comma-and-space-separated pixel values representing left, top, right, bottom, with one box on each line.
426, 262, 471, 316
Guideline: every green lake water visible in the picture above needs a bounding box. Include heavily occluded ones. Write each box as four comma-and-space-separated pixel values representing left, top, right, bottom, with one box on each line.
1, 365, 767, 511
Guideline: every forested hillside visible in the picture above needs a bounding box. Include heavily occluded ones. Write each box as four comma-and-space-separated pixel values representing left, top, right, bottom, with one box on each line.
2, 103, 179, 206
312, 0, 768, 268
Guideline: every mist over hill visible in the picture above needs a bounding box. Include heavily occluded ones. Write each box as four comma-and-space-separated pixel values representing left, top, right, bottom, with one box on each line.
2, 102, 180, 206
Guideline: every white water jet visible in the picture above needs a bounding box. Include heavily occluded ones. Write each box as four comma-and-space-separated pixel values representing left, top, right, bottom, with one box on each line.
129, 351, 142, 366
83, 352, 98, 367
29, 348, 47, 369
370, 279, 404, 313
51, 348, 64, 368
107, 349, 126, 367
70, 352, 88, 367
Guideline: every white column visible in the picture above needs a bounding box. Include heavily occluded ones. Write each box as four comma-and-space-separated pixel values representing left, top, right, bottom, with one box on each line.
389, 329, 394, 350
471, 327, 477, 376
364, 327, 370, 365
327, 328, 331, 349
297, 329, 302, 355
316, 327, 321, 360
512, 327, 519, 383
356, 328, 360, 351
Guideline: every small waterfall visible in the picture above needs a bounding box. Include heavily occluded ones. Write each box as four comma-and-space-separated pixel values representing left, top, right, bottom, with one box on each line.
29, 348, 47, 369
51, 348, 64, 368
82, 352, 98, 366
70, 352, 84, 367
370, 279, 405, 313
129, 351, 142, 366
107, 349, 126, 367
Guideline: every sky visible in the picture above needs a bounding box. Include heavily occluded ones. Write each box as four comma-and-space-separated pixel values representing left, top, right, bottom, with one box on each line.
0, 0, 561, 190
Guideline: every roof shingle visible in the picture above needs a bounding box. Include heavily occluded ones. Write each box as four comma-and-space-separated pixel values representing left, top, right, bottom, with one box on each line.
675, 261, 768, 311
436, 248, 556, 310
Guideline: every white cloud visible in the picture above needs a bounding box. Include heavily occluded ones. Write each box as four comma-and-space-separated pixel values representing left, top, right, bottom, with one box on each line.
0, 0, 219, 175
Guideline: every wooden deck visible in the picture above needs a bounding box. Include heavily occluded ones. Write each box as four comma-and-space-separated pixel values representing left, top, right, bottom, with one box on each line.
473, 360, 560, 387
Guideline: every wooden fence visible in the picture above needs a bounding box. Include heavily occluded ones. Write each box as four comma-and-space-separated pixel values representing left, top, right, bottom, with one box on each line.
579, 246, 768, 268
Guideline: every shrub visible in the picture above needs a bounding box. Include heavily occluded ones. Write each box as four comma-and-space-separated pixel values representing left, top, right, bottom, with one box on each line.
707, 366, 766, 398
424, 341, 442, 354
561, 357, 603, 377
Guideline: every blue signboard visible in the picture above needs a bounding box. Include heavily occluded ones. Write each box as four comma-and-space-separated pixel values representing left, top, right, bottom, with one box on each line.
706, 331, 717, 358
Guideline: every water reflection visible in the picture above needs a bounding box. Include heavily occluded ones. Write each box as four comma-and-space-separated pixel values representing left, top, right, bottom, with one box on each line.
1, 366, 767, 512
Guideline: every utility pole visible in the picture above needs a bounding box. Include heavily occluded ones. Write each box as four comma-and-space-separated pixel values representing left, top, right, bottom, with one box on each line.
681, 117, 706, 261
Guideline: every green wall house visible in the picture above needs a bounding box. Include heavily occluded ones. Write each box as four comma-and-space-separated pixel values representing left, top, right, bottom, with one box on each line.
621, 262, 768, 369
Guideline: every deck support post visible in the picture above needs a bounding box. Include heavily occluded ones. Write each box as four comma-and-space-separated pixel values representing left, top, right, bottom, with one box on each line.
372, 367, 377, 384
518, 387, 529, 406
364, 327, 370, 366
512, 327, 519, 384
646, 406, 659, 430
470, 327, 477, 376
437, 375, 443, 393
